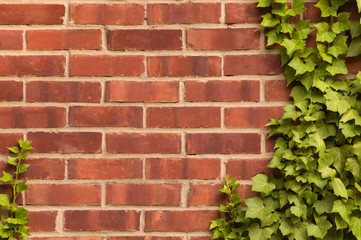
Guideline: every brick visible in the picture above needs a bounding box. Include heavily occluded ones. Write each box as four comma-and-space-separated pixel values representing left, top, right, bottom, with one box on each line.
146, 158, 220, 180
146, 107, 220, 128
0, 30, 23, 49
0, 4, 65, 25
187, 29, 260, 50
347, 57, 361, 74
303, 3, 322, 23
225, 107, 284, 128
105, 81, 179, 103
70, 55, 144, 77
339, 3, 359, 21
107, 184, 181, 205
266, 136, 276, 152
0, 185, 22, 204
27, 29, 102, 50
0, 107, 66, 128
69, 106, 143, 127
0, 81, 23, 101
224, 55, 282, 75
0, 133, 23, 154
187, 133, 261, 154
28, 211, 57, 232
265, 80, 291, 101
27, 81, 101, 103
184, 80, 260, 102
190, 237, 212, 240
110, 237, 181, 240
107, 133, 181, 154
64, 210, 140, 231
68, 158, 143, 179
148, 3, 221, 24
145, 210, 219, 231
226, 3, 266, 23
70, 4, 144, 25
33, 238, 102, 240
28, 132, 102, 153
27, 184, 101, 205
23, 158, 65, 180
108, 30, 182, 50
148, 56, 221, 77
188, 184, 226, 206
226, 159, 275, 180
0, 55, 65, 77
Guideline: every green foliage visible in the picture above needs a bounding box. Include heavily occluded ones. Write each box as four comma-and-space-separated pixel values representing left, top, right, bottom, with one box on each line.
210, 0, 361, 239
0, 139, 32, 240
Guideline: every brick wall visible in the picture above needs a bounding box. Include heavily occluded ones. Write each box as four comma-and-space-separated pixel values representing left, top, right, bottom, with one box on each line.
0, 1, 340, 239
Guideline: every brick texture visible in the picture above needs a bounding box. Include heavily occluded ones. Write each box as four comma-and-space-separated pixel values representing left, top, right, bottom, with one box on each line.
0, 0, 304, 238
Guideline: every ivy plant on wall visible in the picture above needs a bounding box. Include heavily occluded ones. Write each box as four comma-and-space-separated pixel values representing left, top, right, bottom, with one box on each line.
210, 0, 361, 239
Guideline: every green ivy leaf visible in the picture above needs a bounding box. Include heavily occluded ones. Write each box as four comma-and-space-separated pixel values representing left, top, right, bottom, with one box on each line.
281, 38, 305, 57
331, 12, 351, 34
7, 156, 17, 166
345, 157, 361, 181
332, 178, 348, 199
0, 194, 10, 207
287, 0, 306, 16
295, 20, 314, 40
258, 0, 271, 7
315, 0, 337, 17
325, 90, 351, 115
266, 29, 285, 46
347, 37, 361, 57
317, 44, 333, 64
252, 174, 276, 195
16, 180, 28, 193
0, 171, 13, 183
307, 216, 332, 239
245, 196, 272, 221
281, 23, 294, 34
332, 199, 351, 223
350, 20, 361, 39
18, 164, 29, 174
350, 217, 361, 239
315, 22, 336, 43
313, 193, 337, 215
328, 35, 348, 58
248, 223, 273, 240
326, 58, 348, 76
288, 57, 317, 75
261, 13, 280, 27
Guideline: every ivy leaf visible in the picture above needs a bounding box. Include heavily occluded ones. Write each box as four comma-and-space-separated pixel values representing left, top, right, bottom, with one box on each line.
288, 57, 317, 75
16, 180, 28, 193
332, 178, 348, 199
347, 37, 361, 57
340, 108, 361, 125
281, 38, 305, 57
281, 23, 294, 34
350, 20, 361, 39
325, 90, 351, 115
295, 20, 314, 40
326, 58, 348, 76
287, 0, 306, 16
18, 164, 29, 174
331, 12, 351, 34
258, 0, 272, 7
248, 223, 273, 240
350, 217, 361, 239
328, 35, 348, 58
313, 193, 337, 215
245, 196, 271, 221
266, 29, 285, 46
317, 44, 333, 64
252, 174, 276, 194
0, 194, 10, 207
8, 146, 19, 154
307, 216, 332, 239
315, 0, 337, 17
345, 157, 361, 182
315, 22, 336, 43
0, 171, 13, 183
332, 199, 351, 223
261, 13, 280, 27
7, 157, 17, 166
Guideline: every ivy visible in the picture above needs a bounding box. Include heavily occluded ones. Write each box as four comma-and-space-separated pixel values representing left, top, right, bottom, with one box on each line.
210, 0, 361, 239
0, 139, 32, 240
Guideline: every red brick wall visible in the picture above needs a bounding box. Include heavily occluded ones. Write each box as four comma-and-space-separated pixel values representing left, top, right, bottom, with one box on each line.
0, 1, 305, 239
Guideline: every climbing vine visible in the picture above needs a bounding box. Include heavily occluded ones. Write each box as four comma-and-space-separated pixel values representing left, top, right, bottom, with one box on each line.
210, 0, 361, 239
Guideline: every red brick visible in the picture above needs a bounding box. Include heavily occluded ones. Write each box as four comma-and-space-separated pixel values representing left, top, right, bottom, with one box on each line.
110, 237, 181, 240
0, 133, 22, 154
266, 136, 276, 152
224, 55, 282, 75
225, 107, 284, 128
147, 107, 220, 128
70, 55, 144, 77
303, 3, 322, 23
226, 3, 266, 23
107, 133, 181, 154
265, 80, 291, 101
70, 4, 144, 25
0, 81, 23, 101
0, 107, 66, 128
148, 56, 221, 77
27, 81, 101, 103
146, 158, 220, 180
108, 30, 182, 50
339, 2, 359, 21
107, 184, 181, 205
226, 159, 275, 180
145, 210, 219, 231
347, 57, 361, 74
23, 158, 65, 180
28, 211, 57, 232
0, 185, 21, 204
0, 30, 23, 49
188, 184, 226, 206
69, 106, 143, 127
187, 133, 261, 154
33, 238, 102, 240
148, 3, 221, 24
64, 210, 140, 231
28, 29, 102, 50
184, 80, 260, 102
27, 184, 101, 205
68, 158, 143, 179
28, 132, 102, 153
0, 4, 65, 25
0, 55, 65, 76
187, 29, 260, 50
105, 81, 179, 103
190, 237, 212, 240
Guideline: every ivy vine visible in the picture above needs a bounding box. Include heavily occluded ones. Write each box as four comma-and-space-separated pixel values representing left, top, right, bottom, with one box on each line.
210, 0, 361, 239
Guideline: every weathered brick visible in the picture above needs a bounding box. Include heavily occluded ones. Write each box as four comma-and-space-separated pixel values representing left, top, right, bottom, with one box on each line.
0, 133, 22, 154
107, 184, 181, 205
108, 30, 182, 50
0, 30, 23, 49
184, 80, 260, 102
0, 81, 23, 101
105, 81, 179, 103
68, 158, 143, 179
224, 55, 282, 75
109, 237, 181, 240
188, 184, 226, 206
265, 80, 291, 101
226, 3, 265, 23
28, 211, 57, 232
33, 238, 102, 240
187, 29, 260, 50
146, 158, 220, 180
22, 158, 65, 180
146, 107, 220, 128
187, 133, 261, 154
64, 210, 140, 231
226, 158, 275, 180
